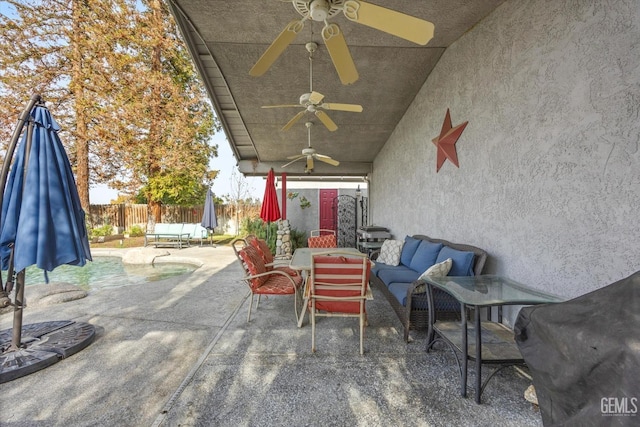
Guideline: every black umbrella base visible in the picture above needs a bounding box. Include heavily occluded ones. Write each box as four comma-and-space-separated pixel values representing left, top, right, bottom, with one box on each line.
0, 320, 95, 383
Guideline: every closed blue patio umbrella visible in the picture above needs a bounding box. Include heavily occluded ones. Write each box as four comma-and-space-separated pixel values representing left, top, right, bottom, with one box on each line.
201, 188, 217, 231
0, 104, 92, 274
201, 188, 217, 245
0, 95, 94, 383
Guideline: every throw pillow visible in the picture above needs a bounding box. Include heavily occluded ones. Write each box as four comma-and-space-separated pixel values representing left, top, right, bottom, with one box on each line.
435, 246, 475, 276
377, 239, 403, 266
415, 258, 453, 293
409, 240, 443, 273
400, 235, 422, 267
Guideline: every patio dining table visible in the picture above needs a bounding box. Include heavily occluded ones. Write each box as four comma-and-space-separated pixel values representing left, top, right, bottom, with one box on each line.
289, 247, 372, 327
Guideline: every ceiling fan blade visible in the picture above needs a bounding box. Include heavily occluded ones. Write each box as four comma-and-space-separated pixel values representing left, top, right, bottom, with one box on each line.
315, 154, 340, 166
281, 110, 306, 131
342, 0, 435, 45
282, 156, 304, 168
322, 23, 359, 85
320, 102, 363, 112
315, 110, 338, 132
249, 19, 305, 76
287, 154, 304, 160
307, 156, 314, 171
308, 91, 325, 104
262, 104, 303, 109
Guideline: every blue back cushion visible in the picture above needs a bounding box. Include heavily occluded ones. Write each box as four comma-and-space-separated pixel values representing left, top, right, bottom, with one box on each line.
400, 236, 421, 267
409, 240, 443, 273
436, 246, 475, 276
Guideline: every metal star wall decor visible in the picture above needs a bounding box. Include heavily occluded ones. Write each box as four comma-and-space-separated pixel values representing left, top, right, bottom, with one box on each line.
432, 109, 468, 172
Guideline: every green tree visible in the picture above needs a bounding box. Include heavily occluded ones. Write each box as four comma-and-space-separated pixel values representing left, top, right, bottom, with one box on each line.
0, 0, 134, 210
0, 0, 219, 219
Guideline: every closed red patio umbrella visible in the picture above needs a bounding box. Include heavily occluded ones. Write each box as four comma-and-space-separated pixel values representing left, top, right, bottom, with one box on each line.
260, 168, 281, 243
260, 168, 281, 223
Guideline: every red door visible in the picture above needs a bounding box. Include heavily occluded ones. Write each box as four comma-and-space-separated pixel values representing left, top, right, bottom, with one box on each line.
319, 189, 337, 233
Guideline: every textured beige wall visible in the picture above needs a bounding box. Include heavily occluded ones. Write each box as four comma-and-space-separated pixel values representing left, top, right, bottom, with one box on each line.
372, 0, 640, 308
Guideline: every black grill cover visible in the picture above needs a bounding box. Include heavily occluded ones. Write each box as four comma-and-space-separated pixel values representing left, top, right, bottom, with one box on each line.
514, 271, 640, 426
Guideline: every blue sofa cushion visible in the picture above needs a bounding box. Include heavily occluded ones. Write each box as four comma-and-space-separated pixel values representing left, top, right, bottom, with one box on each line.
388, 282, 412, 306
371, 262, 400, 277
377, 266, 420, 285
436, 246, 475, 276
400, 236, 422, 267
409, 240, 443, 274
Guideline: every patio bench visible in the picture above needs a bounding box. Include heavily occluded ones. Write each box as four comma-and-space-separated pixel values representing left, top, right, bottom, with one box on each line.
182, 223, 211, 246
370, 234, 487, 342
144, 223, 190, 248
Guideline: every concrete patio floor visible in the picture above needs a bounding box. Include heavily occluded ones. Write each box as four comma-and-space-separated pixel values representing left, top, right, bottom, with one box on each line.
0, 246, 542, 426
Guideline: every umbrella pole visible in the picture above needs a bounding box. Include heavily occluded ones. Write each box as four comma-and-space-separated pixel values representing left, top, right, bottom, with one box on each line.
9, 110, 35, 349
10, 270, 25, 351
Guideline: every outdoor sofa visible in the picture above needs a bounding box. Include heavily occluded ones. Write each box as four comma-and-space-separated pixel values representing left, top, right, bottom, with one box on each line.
370, 234, 487, 342
144, 223, 209, 248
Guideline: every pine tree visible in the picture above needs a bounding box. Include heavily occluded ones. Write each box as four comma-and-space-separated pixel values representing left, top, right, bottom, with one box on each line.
0, 0, 218, 220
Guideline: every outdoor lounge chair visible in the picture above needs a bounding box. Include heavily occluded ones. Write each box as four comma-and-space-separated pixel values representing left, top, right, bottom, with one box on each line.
237, 245, 303, 323
233, 236, 298, 277
308, 250, 371, 354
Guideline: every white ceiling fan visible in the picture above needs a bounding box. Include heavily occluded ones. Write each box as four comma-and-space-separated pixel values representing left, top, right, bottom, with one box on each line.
281, 121, 340, 173
262, 42, 362, 132
250, 0, 435, 85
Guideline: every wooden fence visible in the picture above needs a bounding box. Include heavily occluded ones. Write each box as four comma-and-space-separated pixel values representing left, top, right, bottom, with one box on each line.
88, 203, 260, 234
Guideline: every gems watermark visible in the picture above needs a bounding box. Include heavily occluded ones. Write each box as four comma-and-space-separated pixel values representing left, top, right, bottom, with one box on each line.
601, 397, 638, 417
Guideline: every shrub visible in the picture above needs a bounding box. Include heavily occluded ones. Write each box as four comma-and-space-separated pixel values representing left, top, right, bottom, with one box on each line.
91, 224, 113, 238
127, 224, 145, 237
289, 228, 307, 251
240, 218, 306, 253
241, 218, 278, 252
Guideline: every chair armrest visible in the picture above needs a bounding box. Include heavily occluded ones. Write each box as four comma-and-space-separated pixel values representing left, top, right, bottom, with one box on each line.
243, 269, 301, 286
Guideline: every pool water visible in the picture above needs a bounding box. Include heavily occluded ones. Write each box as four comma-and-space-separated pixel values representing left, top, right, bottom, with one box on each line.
24, 257, 197, 291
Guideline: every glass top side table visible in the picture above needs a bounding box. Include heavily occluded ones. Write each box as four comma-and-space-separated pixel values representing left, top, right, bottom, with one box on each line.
424, 275, 563, 403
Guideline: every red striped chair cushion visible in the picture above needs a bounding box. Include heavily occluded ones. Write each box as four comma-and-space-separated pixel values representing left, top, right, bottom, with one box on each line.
238, 246, 268, 290
311, 255, 370, 313
247, 236, 274, 265
247, 235, 299, 276
239, 245, 302, 293
254, 274, 302, 295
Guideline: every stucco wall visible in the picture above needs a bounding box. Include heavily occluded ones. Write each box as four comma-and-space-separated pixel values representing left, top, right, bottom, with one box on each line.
283, 188, 319, 237
371, 0, 640, 309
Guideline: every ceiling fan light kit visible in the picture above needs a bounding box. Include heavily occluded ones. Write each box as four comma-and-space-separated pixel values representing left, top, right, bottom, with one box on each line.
281, 121, 340, 172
